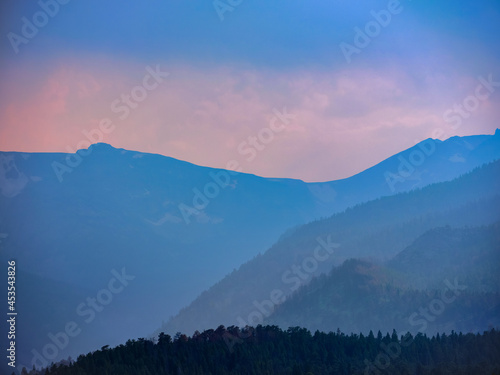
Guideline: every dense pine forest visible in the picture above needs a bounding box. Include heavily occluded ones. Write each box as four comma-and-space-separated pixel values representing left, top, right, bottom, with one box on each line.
19, 326, 500, 375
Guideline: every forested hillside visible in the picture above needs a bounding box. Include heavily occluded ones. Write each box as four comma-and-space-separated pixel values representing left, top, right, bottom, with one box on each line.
266, 258, 500, 335
389, 223, 500, 291
161, 161, 500, 336
20, 326, 500, 375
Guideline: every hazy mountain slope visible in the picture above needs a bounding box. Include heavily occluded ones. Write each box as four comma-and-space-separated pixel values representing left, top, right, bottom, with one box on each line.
266, 259, 500, 336
266, 223, 500, 335
0, 132, 498, 368
0, 144, 334, 367
313, 130, 500, 212
0, 270, 96, 369
160, 160, 500, 337
388, 223, 500, 292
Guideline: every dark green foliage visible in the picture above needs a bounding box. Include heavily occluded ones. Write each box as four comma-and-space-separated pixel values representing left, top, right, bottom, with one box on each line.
36, 326, 500, 375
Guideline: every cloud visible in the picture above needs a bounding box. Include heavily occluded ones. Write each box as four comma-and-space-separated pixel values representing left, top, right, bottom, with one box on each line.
1, 54, 499, 182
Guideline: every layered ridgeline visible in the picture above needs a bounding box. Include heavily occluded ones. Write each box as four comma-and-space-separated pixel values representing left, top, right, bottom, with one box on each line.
266, 224, 500, 335
0, 131, 498, 370
160, 159, 500, 337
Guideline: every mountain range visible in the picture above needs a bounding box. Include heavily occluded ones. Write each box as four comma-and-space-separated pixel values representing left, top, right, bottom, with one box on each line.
0, 130, 499, 371
161, 158, 500, 337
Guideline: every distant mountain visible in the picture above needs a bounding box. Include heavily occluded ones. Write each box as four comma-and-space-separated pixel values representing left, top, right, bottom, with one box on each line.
314, 129, 500, 212
161, 160, 500, 337
266, 223, 500, 335
0, 131, 499, 370
388, 223, 500, 292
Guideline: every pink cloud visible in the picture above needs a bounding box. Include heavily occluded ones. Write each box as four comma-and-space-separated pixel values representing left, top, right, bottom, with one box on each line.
1, 57, 499, 182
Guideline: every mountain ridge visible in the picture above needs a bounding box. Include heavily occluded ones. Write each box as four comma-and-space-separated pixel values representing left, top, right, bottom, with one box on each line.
1, 131, 499, 369
160, 159, 500, 337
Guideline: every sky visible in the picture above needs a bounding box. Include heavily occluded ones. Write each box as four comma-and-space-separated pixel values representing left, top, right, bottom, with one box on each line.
0, 0, 499, 182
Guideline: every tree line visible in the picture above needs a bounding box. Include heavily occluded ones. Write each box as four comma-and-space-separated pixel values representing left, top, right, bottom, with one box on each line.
18, 325, 500, 375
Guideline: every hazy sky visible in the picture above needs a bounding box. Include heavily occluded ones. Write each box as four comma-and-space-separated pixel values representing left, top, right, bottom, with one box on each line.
0, 0, 499, 181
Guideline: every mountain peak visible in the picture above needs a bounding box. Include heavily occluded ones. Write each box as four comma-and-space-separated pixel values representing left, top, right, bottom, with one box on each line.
87, 143, 117, 152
